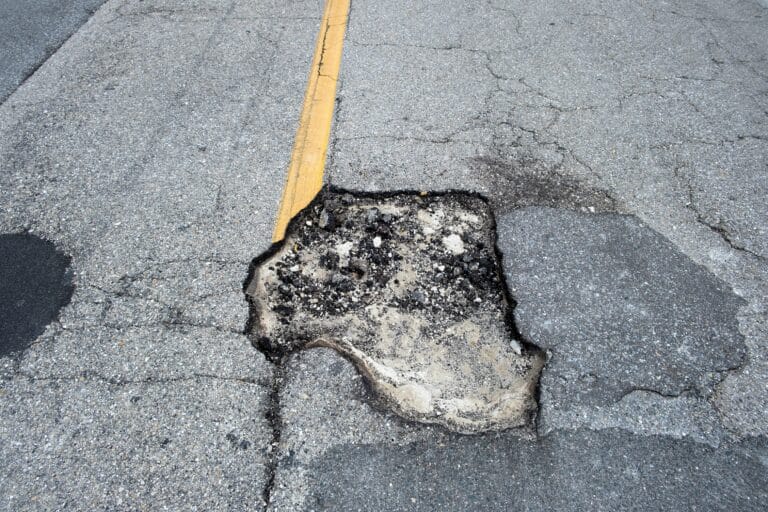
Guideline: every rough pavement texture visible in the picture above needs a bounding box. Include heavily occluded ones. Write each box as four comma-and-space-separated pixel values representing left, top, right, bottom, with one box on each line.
2, 0, 767, 509
0, 0, 106, 102
290, 0, 766, 508
0, 0, 323, 508
247, 190, 543, 433
270, 348, 768, 510
1, 377, 269, 510
268, 348, 460, 511
304, 431, 768, 511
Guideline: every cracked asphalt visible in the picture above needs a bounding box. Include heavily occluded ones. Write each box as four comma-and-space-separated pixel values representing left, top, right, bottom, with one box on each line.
1, 0, 767, 510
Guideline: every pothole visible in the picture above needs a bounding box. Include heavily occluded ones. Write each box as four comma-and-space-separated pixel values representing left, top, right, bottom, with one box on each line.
245, 188, 544, 434
0, 233, 74, 358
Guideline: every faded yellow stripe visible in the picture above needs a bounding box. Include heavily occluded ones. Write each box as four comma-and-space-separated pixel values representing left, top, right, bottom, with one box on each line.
272, 0, 350, 242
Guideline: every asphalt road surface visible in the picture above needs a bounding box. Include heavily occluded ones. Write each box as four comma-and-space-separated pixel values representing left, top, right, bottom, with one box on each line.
1, 0, 767, 510
0, 0, 106, 102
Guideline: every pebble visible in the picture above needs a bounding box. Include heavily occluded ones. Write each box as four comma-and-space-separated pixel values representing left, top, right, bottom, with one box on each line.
442, 234, 465, 255
318, 209, 336, 230
366, 208, 380, 224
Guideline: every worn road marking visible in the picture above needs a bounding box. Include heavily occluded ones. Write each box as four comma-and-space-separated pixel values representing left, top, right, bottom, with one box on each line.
272, 0, 350, 242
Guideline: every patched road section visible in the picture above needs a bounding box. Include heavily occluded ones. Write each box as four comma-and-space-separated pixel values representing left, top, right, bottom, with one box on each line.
302, 431, 768, 511
246, 189, 544, 433
0, 233, 73, 358
498, 207, 748, 438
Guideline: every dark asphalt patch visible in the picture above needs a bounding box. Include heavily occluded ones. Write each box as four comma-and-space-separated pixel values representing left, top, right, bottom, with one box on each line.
472, 155, 616, 214
497, 207, 748, 430
0, 233, 73, 357
302, 429, 768, 511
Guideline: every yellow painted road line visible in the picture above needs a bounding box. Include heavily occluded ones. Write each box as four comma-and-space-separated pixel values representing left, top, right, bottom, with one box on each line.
272, 0, 350, 242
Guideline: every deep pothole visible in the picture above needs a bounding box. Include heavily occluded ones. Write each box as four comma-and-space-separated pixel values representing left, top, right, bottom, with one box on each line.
245, 188, 544, 434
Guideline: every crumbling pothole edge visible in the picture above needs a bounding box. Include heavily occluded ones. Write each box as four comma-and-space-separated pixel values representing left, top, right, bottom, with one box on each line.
243, 185, 546, 431
244, 185, 542, 354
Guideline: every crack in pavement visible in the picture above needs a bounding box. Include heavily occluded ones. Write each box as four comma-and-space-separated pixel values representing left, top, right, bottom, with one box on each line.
675, 164, 768, 263
10, 370, 262, 387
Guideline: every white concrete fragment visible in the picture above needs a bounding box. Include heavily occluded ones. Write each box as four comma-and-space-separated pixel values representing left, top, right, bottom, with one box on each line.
442, 234, 465, 255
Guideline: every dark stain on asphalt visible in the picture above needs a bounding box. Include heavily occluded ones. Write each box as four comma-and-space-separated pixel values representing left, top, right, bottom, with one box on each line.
472, 155, 617, 213
0, 233, 73, 358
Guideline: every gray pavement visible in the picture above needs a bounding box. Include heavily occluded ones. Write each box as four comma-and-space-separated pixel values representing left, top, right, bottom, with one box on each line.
320, 0, 768, 508
0, 0, 106, 102
304, 430, 768, 511
330, 0, 768, 437
1, 0, 323, 508
498, 208, 747, 442
1, 0, 767, 510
